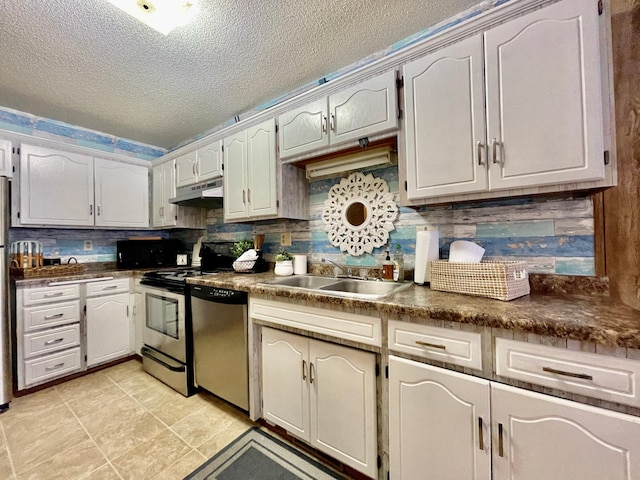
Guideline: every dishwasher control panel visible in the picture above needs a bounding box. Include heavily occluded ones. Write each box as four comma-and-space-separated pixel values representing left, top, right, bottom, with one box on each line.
190, 285, 248, 304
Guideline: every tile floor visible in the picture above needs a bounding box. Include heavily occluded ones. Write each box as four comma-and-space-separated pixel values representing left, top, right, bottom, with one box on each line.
0, 359, 258, 480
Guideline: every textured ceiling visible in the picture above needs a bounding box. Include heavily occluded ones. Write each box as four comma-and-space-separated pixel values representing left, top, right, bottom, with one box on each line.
0, 0, 481, 149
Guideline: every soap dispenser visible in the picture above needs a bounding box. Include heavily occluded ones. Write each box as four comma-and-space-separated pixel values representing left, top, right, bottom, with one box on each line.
382, 250, 394, 281
393, 244, 404, 282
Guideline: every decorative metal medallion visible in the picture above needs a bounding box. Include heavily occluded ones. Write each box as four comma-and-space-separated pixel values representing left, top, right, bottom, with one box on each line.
321, 172, 398, 256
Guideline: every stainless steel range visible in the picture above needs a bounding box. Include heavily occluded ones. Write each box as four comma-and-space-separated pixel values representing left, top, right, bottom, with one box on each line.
139, 242, 236, 396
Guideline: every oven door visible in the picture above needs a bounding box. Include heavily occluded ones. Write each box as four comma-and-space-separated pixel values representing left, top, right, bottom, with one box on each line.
141, 287, 186, 363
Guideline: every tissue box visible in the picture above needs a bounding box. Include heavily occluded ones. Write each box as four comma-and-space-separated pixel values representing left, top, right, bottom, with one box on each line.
429, 261, 530, 301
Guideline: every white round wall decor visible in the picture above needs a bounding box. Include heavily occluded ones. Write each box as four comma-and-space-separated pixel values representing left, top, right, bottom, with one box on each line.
321, 172, 398, 256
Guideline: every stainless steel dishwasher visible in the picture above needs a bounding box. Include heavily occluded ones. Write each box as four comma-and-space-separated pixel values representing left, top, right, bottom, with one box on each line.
189, 284, 249, 411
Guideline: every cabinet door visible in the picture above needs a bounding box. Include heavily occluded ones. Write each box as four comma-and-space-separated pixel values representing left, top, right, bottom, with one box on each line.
151, 164, 164, 227
247, 119, 277, 218
278, 98, 329, 159
310, 340, 377, 478
261, 328, 310, 441
389, 356, 491, 480
223, 130, 248, 221
86, 293, 131, 367
404, 35, 487, 199
176, 151, 198, 187
94, 159, 149, 227
162, 160, 177, 227
0, 139, 12, 177
492, 383, 640, 480
485, 0, 604, 190
196, 140, 223, 181
329, 69, 398, 147
19, 144, 94, 226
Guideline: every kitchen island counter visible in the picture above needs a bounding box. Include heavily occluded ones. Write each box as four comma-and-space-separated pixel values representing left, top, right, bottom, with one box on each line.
188, 273, 640, 349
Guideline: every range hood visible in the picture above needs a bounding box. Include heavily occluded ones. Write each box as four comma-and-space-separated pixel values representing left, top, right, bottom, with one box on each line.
169, 178, 223, 208
305, 146, 397, 179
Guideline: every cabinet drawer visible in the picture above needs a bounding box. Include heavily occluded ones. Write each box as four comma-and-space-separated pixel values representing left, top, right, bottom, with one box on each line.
24, 347, 82, 387
23, 301, 81, 332
388, 320, 483, 370
23, 324, 80, 359
495, 338, 640, 407
86, 278, 130, 297
22, 284, 80, 306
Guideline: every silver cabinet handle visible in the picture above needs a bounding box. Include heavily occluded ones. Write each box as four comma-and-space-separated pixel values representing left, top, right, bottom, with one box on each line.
44, 338, 64, 346
44, 292, 64, 298
44, 313, 64, 320
415, 340, 447, 350
491, 138, 499, 164
160, 206, 164, 218
310, 362, 315, 384
498, 423, 504, 457
97, 205, 101, 216
46, 363, 65, 371
132, 305, 137, 316
102, 285, 118, 290
302, 360, 307, 381
126, 305, 130, 317
247, 189, 251, 203
192, 163, 196, 175
242, 190, 246, 204
322, 115, 328, 133
542, 366, 593, 380
476, 141, 484, 166
89, 204, 93, 215
478, 417, 484, 450
330, 114, 336, 132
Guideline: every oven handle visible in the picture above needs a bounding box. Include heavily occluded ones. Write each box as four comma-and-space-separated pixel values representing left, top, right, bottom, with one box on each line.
141, 346, 185, 372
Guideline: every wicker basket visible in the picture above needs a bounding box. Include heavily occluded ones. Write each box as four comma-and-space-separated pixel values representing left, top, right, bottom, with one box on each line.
10, 264, 84, 279
232, 260, 256, 273
429, 260, 530, 301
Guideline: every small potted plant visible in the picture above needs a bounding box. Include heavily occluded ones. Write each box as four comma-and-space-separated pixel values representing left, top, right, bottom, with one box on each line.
274, 249, 294, 276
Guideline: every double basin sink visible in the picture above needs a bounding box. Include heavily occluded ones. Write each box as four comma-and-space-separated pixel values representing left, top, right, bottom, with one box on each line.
261, 275, 412, 300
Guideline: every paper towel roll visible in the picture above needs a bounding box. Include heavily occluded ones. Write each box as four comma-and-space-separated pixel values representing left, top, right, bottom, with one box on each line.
414, 226, 439, 284
293, 254, 308, 275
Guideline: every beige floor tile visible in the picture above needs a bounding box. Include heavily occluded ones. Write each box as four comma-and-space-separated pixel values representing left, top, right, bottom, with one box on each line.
155, 449, 207, 480
0, 388, 64, 423
92, 411, 166, 460
77, 395, 146, 437
16, 438, 107, 480
196, 417, 255, 458
9, 421, 90, 474
78, 463, 122, 480
171, 407, 235, 448
134, 388, 209, 426
107, 369, 163, 397
3, 403, 77, 441
0, 447, 16, 480
64, 382, 128, 419
111, 429, 191, 480
55, 372, 114, 401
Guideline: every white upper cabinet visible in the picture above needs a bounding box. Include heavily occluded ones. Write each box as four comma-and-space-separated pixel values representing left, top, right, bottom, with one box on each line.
404, 0, 606, 201
279, 69, 398, 159
0, 139, 12, 177
152, 159, 205, 229
175, 140, 223, 188
19, 144, 94, 226
404, 35, 487, 199
484, 0, 604, 190
94, 158, 149, 228
223, 118, 279, 221
17, 144, 149, 228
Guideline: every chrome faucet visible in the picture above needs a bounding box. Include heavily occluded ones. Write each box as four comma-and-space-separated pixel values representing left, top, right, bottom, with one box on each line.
321, 257, 353, 277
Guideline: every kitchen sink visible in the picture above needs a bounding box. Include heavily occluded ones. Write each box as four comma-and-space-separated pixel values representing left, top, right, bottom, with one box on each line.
262, 275, 412, 300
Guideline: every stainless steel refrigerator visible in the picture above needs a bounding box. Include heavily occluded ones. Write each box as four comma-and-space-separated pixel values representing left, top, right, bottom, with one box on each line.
0, 176, 11, 410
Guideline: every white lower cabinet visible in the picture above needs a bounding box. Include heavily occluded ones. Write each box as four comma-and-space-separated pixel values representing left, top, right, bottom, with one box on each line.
389, 356, 640, 480
86, 291, 131, 367
262, 327, 378, 478
389, 356, 491, 480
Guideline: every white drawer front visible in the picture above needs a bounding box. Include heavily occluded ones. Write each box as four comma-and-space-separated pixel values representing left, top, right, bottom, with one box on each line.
388, 320, 483, 370
23, 301, 81, 332
250, 298, 381, 347
23, 284, 80, 306
23, 324, 81, 359
86, 278, 130, 297
495, 338, 640, 407
24, 347, 82, 387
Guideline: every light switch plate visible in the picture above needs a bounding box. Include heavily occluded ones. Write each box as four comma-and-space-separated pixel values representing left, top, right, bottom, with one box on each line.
83, 240, 93, 251
280, 232, 292, 247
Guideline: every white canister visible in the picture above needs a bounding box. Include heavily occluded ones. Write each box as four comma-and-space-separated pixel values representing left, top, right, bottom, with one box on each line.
274, 261, 294, 276
293, 254, 308, 275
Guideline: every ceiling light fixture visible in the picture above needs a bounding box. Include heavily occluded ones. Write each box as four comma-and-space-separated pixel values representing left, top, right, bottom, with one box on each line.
106, 0, 199, 35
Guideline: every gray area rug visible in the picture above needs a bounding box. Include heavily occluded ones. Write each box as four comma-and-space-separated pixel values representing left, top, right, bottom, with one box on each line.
184, 427, 344, 480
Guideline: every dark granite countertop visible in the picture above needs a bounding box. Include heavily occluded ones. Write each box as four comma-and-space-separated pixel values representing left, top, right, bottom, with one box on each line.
187, 272, 640, 349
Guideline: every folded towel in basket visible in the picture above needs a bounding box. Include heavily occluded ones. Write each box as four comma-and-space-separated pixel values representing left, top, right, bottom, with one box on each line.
236, 249, 259, 262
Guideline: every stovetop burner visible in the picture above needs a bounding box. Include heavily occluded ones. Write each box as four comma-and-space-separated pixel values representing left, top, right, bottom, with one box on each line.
140, 267, 230, 292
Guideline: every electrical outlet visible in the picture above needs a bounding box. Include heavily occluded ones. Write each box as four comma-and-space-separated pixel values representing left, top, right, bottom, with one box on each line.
83, 240, 93, 251
280, 232, 292, 247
